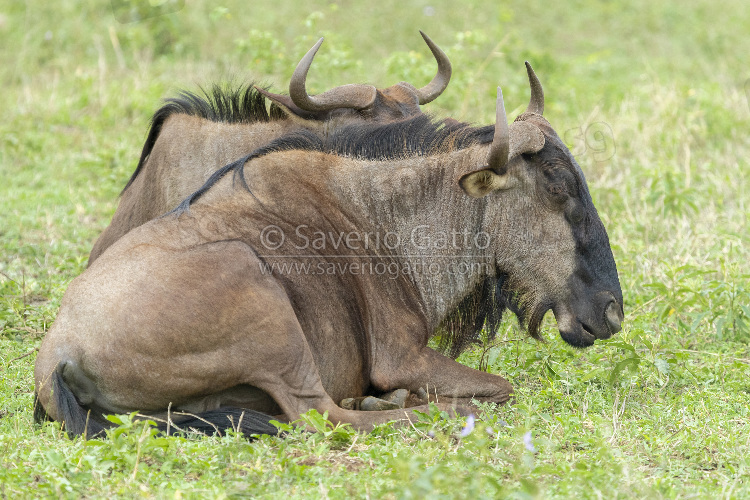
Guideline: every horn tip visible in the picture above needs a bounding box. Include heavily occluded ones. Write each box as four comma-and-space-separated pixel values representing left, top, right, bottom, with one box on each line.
305, 38, 324, 56
523, 61, 544, 115
254, 85, 271, 96
419, 30, 435, 46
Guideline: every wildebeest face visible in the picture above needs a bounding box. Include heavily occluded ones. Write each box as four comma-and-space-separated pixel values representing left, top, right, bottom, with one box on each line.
519, 115, 623, 347
459, 67, 623, 347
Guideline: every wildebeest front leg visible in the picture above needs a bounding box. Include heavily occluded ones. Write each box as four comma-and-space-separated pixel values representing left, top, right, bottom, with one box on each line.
370, 346, 514, 407
250, 316, 472, 430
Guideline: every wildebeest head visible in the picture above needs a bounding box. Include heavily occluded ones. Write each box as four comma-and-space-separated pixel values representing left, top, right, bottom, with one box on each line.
257, 31, 450, 122
459, 64, 624, 348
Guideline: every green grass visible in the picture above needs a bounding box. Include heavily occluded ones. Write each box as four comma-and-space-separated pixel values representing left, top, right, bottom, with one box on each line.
1, 0, 749, 497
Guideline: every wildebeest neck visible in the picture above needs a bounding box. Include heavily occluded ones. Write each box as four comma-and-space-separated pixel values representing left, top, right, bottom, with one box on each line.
169, 142, 507, 341
315, 146, 513, 333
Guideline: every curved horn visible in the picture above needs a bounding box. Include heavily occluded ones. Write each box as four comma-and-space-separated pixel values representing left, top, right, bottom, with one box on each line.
289, 38, 377, 112
414, 31, 452, 104
487, 87, 510, 174
524, 61, 545, 115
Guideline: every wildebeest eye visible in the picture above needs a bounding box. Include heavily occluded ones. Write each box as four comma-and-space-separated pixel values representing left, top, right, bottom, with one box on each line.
546, 182, 569, 203
542, 164, 577, 204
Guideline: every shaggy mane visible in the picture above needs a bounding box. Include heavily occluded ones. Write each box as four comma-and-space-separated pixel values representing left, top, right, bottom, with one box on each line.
122, 83, 286, 193
174, 114, 494, 213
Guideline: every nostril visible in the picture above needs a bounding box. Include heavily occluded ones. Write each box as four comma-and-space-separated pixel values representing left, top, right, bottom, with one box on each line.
605, 301, 623, 334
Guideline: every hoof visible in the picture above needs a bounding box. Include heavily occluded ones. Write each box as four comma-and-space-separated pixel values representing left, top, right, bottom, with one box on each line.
341, 388, 412, 411
341, 396, 400, 411
340, 397, 362, 410
379, 389, 409, 408
360, 396, 400, 411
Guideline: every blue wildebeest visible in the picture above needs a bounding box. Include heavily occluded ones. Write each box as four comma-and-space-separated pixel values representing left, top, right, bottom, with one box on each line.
35, 64, 623, 437
88, 32, 453, 264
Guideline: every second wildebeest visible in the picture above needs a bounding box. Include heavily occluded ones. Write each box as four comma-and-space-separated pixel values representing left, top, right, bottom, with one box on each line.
88, 32, 453, 264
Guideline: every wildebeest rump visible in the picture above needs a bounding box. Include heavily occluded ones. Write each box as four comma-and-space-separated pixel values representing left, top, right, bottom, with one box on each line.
87, 32, 452, 265
35, 64, 624, 438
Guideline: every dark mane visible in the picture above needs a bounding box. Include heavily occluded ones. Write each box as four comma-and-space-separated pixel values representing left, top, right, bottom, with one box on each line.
174, 114, 495, 213
324, 114, 494, 160
122, 83, 286, 194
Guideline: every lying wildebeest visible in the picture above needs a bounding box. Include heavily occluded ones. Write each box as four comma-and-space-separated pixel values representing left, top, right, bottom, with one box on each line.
87, 32, 452, 265
35, 64, 624, 438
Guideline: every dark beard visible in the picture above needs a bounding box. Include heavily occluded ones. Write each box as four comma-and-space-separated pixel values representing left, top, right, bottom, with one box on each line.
502, 273, 552, 341
436, 274, 553, 358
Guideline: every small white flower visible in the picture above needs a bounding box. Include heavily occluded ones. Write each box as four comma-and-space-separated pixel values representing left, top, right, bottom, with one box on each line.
523, 431, 536, 452
460, 414, 475, 437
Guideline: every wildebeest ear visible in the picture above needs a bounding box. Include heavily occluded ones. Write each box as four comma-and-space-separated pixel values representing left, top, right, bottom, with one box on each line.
508, 121, 545, 159
459, 168, 517, 198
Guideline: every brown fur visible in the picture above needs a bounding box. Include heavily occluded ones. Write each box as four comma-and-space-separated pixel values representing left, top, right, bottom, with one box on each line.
37, 67, 623, 436
36, 99, 623, 436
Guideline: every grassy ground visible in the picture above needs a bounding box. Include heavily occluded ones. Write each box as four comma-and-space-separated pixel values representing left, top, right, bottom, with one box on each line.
1, 0, 749, 497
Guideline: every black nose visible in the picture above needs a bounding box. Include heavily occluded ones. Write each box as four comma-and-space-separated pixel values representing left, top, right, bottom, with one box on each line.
605, 301, 623, 334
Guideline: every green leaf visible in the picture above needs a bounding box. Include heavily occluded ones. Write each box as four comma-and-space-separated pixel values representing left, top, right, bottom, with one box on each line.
581, 368, 604, 382
609, 357, 641, 384
641, 337, 654, 350
269, 420, 294, 433
607, 341, 637, 354
654, 358, 670, 375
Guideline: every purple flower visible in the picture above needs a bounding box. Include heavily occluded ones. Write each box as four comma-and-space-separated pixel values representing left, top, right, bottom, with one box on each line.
460, 414, 475, 437
523, 431, 536, 452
